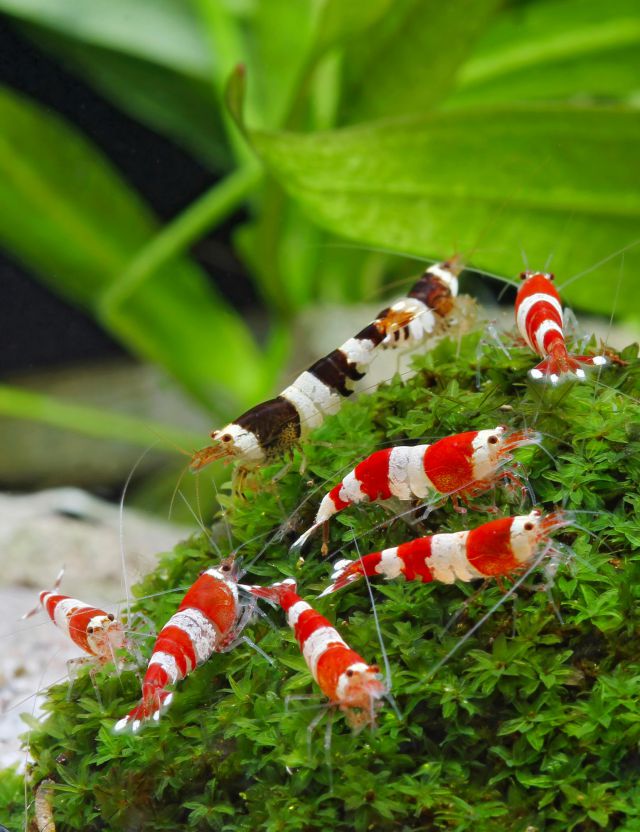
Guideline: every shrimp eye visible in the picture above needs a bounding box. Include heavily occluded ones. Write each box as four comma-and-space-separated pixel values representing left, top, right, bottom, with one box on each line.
107, 613, 115, 621
524, 522, 534, 531
87, 627, 94, 634
346, 669, 354, 677
370, 664, 380, 673
488, 435, 499, 445
221, 433, 233, 443
548, 273, 555, 281
519, 272, 528, 281
222, 564, 231, 572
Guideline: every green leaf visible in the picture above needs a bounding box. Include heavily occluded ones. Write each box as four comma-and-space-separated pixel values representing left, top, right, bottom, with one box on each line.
0, 0, 212, 79
451, 0, 640, 106
339, 0, 501, 122
241, 96, 640, 318
23, 26, 229, 169
0, 385, 201, 451
0, 86, 266, 410
312, 0, 394, 57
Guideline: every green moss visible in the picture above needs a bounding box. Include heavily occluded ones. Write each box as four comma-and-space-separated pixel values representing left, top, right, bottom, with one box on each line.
4, 333, 640, 831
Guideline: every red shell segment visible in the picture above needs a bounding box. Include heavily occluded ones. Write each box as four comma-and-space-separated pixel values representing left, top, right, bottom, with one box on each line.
354, 448, 393, 501
154, 626, 196, 676
67, 607, 103, 652
423, 432, 476, 494
276, 583, 368, 701
466, 517, 519, 576
517, 273, 561, 305
328, 483, 350, 511
179, 572, 237, 637
396, 537, 434, 582
316, 647, 369, 703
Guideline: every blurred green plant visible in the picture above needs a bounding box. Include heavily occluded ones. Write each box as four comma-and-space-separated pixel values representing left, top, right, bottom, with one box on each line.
0, 0, 638, 443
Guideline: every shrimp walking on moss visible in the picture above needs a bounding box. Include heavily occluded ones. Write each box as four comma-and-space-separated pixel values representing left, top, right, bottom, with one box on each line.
320, 510, 572, 596
114, 556, 252, 732
23, 568, 128, 671
190, 256, 466, 493
516, 271, 608, 384
241, 578, 387, 731
291, 425, 541, 554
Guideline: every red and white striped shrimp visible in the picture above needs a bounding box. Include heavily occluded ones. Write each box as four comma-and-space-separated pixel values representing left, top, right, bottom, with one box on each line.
241, 578, 386, 730
190, 257, 464, 487
292, 425, 541, 553
516, 271, 607, 384
23, 569, 127, 666
320, 510, 571, 596
114, 556, 249, 732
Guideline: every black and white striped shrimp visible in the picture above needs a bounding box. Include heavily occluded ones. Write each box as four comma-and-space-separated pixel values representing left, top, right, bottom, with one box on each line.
190, 256, 465, 489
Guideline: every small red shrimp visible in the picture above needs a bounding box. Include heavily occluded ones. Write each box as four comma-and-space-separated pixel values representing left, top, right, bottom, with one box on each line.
190, 257, 464, 489
23, 569, 127, 667
114, 557, 250, 732
291, 425, 540, 553
320, 510, 571, 596
241, 578, 386, 731
516, 271, 607, 384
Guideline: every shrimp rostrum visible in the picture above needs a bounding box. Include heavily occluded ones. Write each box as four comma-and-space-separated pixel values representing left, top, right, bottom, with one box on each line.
320, 510, 572, 596
292, 425, 541, 553
115, 556, 251, 732
190, 256, 464, 490
242, 578, 387, 731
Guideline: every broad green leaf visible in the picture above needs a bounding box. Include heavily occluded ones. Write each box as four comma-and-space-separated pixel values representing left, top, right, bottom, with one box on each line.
450, 0, 640, 106
339, 0, 501, 123
0, 86, 266, 411
250, 0, 316, 127
0, 385, 201, 451
236, 91, 640, 317
23, 27, 230, 169
0, 0, 212, 79
312, 0, 394, 58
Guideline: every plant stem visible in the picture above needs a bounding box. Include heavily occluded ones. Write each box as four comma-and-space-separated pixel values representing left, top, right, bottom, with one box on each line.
0, 385, 202, 452
98, 164, 262, 320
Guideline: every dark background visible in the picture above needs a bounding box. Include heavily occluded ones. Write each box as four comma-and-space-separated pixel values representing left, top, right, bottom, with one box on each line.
0, 22, 258, 375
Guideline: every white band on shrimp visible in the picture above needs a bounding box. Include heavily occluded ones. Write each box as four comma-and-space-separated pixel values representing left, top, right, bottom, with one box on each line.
148, 650, 181, 684
290, 371, 342, 416
287, 600, 312, 629
302, 626, 346, 681
375, 547, 403, 580
534, 320, 564, 356
169, 609, 220, 665
517, 292, 563, 345
335, 662, 371, 701
430, 265, 459, 295
429, 531, 477, 583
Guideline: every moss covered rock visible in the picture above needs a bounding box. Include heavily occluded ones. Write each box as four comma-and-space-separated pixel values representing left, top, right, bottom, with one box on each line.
4, 333, 640, 831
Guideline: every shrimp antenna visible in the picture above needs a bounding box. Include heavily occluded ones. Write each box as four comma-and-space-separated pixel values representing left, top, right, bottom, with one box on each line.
119, 443, 157, 625
210, 475, 234, 551
558, 238, 640, 291
177, 489, 221, 557
426, 545, 550, 680
349, 523, 399, 721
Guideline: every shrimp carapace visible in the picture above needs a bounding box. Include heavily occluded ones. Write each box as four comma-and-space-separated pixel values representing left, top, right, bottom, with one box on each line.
191, 257, 465, 483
